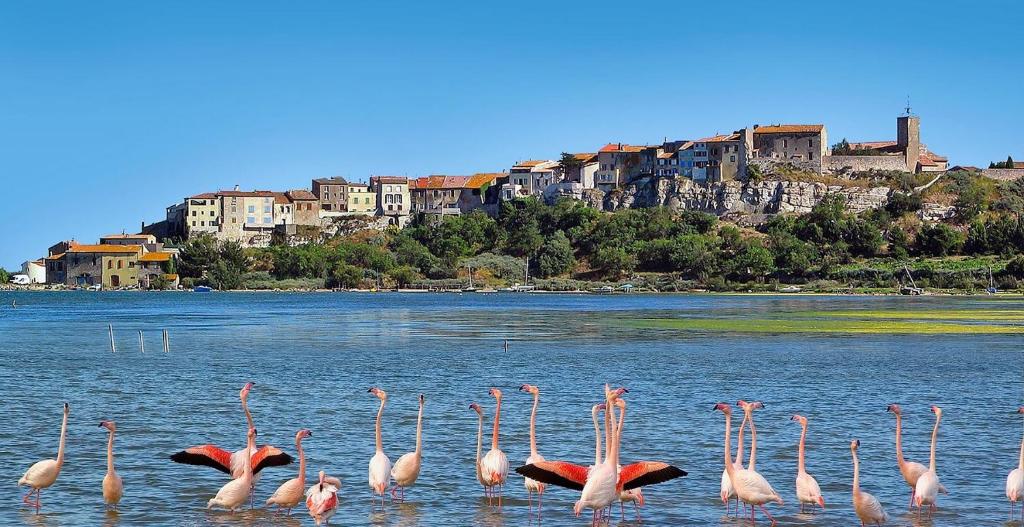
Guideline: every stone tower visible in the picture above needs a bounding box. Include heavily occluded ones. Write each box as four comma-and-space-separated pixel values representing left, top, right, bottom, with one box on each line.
897, 114, 920, 173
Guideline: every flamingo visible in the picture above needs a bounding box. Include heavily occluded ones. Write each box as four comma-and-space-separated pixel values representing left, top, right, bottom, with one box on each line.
516, 387, 684, 522
791, 414, 825, 513
1007, 407, 1024, 521
306, 470, 340, 526
573, 385, 622, 523
851, 439, 887, 526
714, 402, 783, 526
479, 388, 509, 506
737, 400, 764, 470
390, 394, 425, 501
520, 384, 546, 515
99, 420, 124, 510
470, 402, 490, 497
19, 402, 69, 512
886, 402, 927, 508
367, 386, 392, 507
207, 427, 257, 511
914, 405, 943, 518
721, 408, 747, 517
171, 382, 292, 488
266, 429, 313, 514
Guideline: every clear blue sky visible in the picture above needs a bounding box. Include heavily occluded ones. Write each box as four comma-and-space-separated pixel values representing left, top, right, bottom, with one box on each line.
2, 1, 1022, 268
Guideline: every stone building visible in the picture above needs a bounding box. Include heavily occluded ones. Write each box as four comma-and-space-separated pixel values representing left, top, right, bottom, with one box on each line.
410, 173, 501, 215
557, 153, 598, 189
752, 124, 828, 167
286, 190, 319, 225
62, 244, 144, 288
184, 192, 221, 237
595, 143, 648, 191
312, 177, 350, 212
834, 114, 948, 174
703, 129, 752, 182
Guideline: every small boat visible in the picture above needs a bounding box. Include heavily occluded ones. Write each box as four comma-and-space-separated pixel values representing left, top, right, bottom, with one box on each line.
87, 284, 102, 291
779, 285, 802, 293
193, 285, 213, 293
509, 283, 536, 292
591, 286, 615, 294
987, 266, 998, 294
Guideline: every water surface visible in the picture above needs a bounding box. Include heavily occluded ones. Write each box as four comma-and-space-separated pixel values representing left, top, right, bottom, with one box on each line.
0, 292, 1021, 526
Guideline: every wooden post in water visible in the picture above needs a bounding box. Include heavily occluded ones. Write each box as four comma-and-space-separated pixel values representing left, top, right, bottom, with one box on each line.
504, 339, 508, 353
139, 330, 145, 354
108, 324, 116, 353
162, 329, 169, 353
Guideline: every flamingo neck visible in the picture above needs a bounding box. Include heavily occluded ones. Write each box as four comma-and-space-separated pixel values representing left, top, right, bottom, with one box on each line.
106, 429, 115, 475
243, 433, 254, 481
928, 412, 940, 472
797, 423, 807, 474
242, 398, 254, 431
592, 407, 602, 466
491, 397, 501, 451
296, 436, 306, 484
374, 398, 385, 453
603, 398, 613, 464
528, 393, 539, 457
414, 400, 424, 456
747, 410, 758, 471
894, 414, 906, 467
735, 412, 747, 467
1018, 436, 1024, 472
474, 413, 483, 478
56, 412, 68, 468
611, 404, 625, 465
851, 447, 860, 495
723, 412, 735, 479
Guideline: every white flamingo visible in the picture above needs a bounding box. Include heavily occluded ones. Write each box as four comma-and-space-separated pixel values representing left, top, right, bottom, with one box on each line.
851, 439, 887, 526
791, 414, 825, 513
99, 420, 124, 510
19, 402, 69, 512
1007, 407, 1024, 521
721, 408, 747, 517
914, 405, 943, 518
266, 429, 313, 514
367, 387, 392, 507
480, 388, 509, 506
207, 427, 257, 512
305, 470, 341, 526
390, 394, 425, 501
520, 384, 546, 514
715, 402, 783, 526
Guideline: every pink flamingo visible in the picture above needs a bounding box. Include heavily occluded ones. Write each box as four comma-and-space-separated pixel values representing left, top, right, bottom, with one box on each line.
19, 403, 69, 512
266, 429, 313, 514
306, 470, 340, 526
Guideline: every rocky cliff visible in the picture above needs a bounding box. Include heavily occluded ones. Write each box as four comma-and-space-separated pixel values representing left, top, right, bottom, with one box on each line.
594, 177, 893, 223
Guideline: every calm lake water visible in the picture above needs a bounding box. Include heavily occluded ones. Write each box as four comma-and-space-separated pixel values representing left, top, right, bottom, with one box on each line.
0, 292, 1022, 527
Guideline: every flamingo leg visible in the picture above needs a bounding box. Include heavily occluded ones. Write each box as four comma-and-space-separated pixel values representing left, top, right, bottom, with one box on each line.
21, 488, 35, 505
35, 489, 42, 512
634, 500, 641, 522
758, 505, 777, 526
537, 489, 543, 520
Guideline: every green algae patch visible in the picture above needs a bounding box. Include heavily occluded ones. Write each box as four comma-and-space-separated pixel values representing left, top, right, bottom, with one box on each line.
625, 317, 1024, 334
793, 309, 1024, 322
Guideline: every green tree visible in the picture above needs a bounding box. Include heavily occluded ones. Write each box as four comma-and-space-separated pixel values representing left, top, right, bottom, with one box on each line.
0, 268, 9, 284
590, 247, 635, 278
670, 234, 718, 279
885, 193, 922, 217
559, 152, 583, 180
916, 223, 964, 256
732, 242, 775, 281
499, 200, 544, 257
177, 235, 220, 278
768, 231, 816, 277
888, 227, 911, 259
1005, 255, 1024, 279
327, 262, 363, 289
535, 231, 575, 278
387, 265, 420, 288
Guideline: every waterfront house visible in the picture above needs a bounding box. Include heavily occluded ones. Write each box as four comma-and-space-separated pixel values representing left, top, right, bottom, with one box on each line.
410, 173, 501, 215
508, 160, 559, 196
137, 251, 175, 289
44, 253, 66, 284
64, 244, 144, 288
20, 259, 46, 284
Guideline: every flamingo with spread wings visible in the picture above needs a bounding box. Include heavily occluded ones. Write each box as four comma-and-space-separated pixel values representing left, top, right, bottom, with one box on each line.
170, 382, 293, 497
515, 386, 686, 523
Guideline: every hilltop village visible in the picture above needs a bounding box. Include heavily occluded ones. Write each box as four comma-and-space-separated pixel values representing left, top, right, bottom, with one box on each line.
13, 112, 1024, 292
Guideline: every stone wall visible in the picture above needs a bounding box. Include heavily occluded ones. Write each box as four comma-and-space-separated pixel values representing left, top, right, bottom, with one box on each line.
824, 155, 908, 175
603, 176, 892, 221
748, 158, 823, 175
982, 169, 1024, 181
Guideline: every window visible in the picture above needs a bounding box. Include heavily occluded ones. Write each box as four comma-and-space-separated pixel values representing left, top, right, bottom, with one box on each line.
210, 211, 214, 216
808, 139, 813, 147
232, 206, 237, 213
783, 139, 788, 148
809, 152, 814, 160
263, 205, 271, 213
129, 262, 135, 268
191, 211, 197, 217
232, 217, 237, 223
117, 260, 123, 269
365, 197, 370, 204
200, 221, 205, 226
247, 216, 256, 224
107, 260, 113, 269
248, 205, 255, 213
730, 155, 736, 162
263, 216, 272, 224
192, 221, 196, 226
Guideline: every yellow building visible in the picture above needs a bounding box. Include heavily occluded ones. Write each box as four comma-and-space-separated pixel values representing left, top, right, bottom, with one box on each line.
346, 183, 376, 214
64, 244, 143, 288
138, 251, 175, 289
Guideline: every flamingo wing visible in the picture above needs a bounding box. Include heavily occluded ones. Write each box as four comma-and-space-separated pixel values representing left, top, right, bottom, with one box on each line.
251, 444, 293, 474
170, 445, 233, 474
618, 461, 687, 491
515, 461, 589, 491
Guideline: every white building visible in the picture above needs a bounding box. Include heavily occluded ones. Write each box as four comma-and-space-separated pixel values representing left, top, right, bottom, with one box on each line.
20, 259, 46, 284
509, 160, 559, 196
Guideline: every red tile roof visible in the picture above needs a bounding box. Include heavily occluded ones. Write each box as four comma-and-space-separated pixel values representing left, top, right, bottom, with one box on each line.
190, 192, 217, 199
217, 190, 277, 198
139, 252, 173, 262
571, 153, 598, 163
286, 189, 317, 200
599, 143, 647, 153
753, 124, 824, 134
699, 133, 740, 143
67, 244, 143, 254
411, 174, 498, 190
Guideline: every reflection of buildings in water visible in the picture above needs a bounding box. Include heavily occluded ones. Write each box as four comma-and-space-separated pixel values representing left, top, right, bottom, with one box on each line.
393, 501, 423, 527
